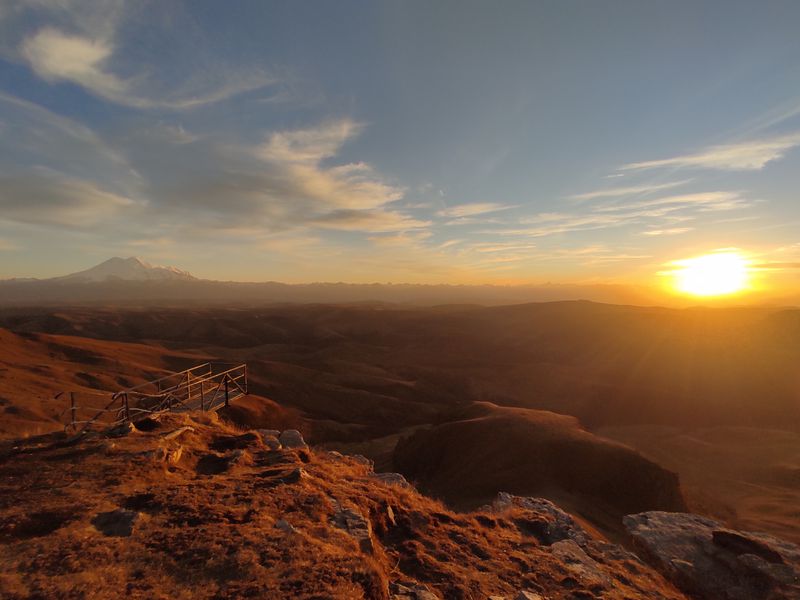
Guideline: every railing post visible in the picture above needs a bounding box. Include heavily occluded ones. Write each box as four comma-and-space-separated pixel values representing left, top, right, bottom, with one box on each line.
123, 392, 130, 423
244, 364, 248, 394
70, 392, 77, 432
224, 376, 230, 407
200, 380, 205, 411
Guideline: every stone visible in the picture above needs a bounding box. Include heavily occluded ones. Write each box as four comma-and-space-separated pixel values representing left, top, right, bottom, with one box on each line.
92, 509, 139, 537
278, 429, 307, 449
370, 472, 412, 488
515, 593, 543, 600
331, 500, 374, 554
624, 511, 800, 600
549, 540, 611, 590
262, 435, 281, 451
256, 467, 307, 488
351, 454, 374, 469
390, 582, 440, 600
492, 494, 589, 546
153, 445, 183, 465
258, 429, 281, 439
107, 421, 136, 437
274, 519, 296, 533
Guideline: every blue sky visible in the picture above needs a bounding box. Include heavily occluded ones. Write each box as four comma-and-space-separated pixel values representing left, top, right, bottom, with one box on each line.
1, 1, 800, 288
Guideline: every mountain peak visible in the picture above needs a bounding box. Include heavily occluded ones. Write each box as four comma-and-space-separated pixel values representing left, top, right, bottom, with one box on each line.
56, 257, 196, 283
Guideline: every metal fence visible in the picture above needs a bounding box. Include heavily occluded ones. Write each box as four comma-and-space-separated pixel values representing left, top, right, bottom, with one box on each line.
56, 363, 248, 433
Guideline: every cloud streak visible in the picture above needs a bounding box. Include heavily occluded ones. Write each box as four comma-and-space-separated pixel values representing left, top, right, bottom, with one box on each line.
621, 133, 800, 171
10, 0, 274, 112
437, 202, 515, 218
0, 169, 137, 227
569, 179, 692, 201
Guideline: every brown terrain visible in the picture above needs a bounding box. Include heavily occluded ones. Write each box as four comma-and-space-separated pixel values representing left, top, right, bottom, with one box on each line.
394, 403, 686, 538
0, 411, 693, 600
1, 301, 799, 598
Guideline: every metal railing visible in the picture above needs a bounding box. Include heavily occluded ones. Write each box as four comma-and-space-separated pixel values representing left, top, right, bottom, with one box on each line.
56, 363, 248, 433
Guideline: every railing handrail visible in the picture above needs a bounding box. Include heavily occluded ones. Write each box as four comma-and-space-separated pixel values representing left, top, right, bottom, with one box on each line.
56, 363, 248, 433
121, 362, 213, 393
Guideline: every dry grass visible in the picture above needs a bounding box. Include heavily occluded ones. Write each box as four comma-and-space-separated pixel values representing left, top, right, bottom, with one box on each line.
0, 412, 687, 599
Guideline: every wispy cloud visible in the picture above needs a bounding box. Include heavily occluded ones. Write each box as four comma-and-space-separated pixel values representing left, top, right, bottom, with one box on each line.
640, 227, 693, 236
437, 202, 515, 218
594, 191, 750, 213
482, 189, 753, 239
751, 262, 800, 271
569, 179, 692, 201
21, 28, 124, 95
312, 210, 428, 233
621, 133, 800, 171
0, 168, 138, 227
20, 27, 271, 109
472, 242, 538, 253
259, 121, 363, 164
7, 0, 274, 111
0, 99, 415, 237
368, 231, 433, 246
536, 245, 651, 265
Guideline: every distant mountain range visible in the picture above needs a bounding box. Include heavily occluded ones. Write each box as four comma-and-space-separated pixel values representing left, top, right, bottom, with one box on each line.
0, 256, 789, 307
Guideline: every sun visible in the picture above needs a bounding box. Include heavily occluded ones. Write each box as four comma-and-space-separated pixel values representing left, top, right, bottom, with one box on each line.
670, 251, 750, 297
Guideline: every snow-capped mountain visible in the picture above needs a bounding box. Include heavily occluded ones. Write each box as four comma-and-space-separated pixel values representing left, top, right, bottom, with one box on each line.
55, 257, 196, 282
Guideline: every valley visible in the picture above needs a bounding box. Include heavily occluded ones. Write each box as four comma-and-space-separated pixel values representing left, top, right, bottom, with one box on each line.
2, 301, 800, 545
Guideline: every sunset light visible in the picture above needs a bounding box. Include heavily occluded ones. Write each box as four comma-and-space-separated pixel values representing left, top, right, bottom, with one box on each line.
671, 252, 750, 297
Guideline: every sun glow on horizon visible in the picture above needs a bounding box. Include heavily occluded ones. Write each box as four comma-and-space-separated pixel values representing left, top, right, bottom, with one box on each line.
668, 251, 750, 297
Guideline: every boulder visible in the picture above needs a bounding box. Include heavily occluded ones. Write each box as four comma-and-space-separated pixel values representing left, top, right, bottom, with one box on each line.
278, 429, 307, 449
370, 472, 412, 489
351, 454, 374, 469
624, 511, 800, 600
515, 593, 543, 600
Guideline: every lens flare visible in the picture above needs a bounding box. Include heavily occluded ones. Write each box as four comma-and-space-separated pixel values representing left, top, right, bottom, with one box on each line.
670, 252, 749, 297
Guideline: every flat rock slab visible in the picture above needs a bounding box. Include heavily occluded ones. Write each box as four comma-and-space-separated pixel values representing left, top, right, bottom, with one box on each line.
256, 467, 306, 489
624, 511, 800, 600
391, 582, 439, 599
331, 500, 374, 554
492, 493, 590, 546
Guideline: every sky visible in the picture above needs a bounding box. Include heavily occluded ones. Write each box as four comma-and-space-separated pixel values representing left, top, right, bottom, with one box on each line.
1, 1, 800, 292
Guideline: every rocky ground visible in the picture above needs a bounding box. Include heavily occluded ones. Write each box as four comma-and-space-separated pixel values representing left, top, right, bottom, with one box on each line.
0, 411, 691, 600
625, 512, 800, 600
